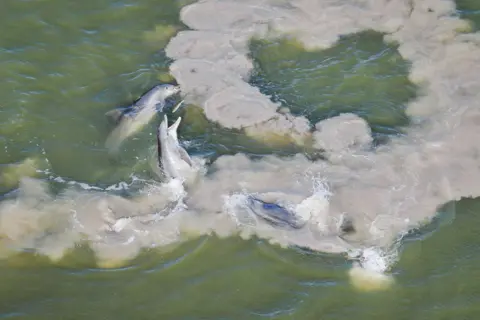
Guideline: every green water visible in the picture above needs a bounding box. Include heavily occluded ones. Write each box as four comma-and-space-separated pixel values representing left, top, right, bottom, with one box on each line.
249, 31, 417, 143
1, 0, 480, 319
457, 0, 480, 30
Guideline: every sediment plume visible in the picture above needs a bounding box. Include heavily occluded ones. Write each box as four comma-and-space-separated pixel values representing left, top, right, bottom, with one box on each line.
1, 0, 479, 278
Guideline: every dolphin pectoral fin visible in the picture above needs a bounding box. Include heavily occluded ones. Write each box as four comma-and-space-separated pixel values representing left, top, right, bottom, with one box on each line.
177, 146, 193, 167
172, 99, 185, 113
105, 107, 128, 124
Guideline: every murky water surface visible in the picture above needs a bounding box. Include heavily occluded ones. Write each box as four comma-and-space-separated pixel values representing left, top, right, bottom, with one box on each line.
249, 31, 417, 142
1, 0, 480, 318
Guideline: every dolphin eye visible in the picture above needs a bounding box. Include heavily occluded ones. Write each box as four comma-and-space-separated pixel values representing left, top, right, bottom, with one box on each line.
262, 203, 277, 210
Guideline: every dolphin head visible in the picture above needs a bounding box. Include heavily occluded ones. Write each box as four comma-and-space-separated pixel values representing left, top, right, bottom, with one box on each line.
154, 84, 181, 100
245, 196, 306, 229
167, 116, 182, 144
157, 115, 195, 182
147, 84, 181, 112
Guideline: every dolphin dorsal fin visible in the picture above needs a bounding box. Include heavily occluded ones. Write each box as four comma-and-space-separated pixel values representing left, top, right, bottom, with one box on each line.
105, 108, 128, 124
177, 146, 193, 167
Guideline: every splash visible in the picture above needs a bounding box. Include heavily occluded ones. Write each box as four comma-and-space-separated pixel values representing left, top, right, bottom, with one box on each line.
169, 1, 476, 229
0, 177, 189, 267
1, 0, 480, 283
348, 263, 395, 292
218, 174, 354, 253
163, 0, 479, 280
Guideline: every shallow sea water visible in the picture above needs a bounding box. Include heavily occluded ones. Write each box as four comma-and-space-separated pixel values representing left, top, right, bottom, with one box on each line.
1, 0, 480, 319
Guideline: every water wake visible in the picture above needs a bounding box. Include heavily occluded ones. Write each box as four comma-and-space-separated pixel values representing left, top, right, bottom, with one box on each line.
165, 0, 478, 278
1, 0, 480, 288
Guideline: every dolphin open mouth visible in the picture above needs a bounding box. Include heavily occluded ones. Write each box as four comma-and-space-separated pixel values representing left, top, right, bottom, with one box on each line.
171, 85, 181, 95
156, 114, 196, 182
245, 196, 306, 229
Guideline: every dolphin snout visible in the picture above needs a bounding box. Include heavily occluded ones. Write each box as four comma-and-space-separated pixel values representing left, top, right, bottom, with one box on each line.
157, 84, 181, 98
170, 85, 181, 95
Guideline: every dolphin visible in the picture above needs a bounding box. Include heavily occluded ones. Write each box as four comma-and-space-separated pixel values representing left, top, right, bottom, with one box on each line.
105, 84, 184, 153
157, 114, 197, 184
245, 196, 308, 229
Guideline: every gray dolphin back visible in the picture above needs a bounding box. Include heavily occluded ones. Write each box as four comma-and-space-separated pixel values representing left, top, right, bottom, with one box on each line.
246, 197, 306, 229
105, 83, 181, 153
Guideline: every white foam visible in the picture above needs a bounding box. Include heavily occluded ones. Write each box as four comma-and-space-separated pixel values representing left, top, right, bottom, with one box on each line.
348, 263, 395, 292
347, 246, 398, 291
296, 177, 332, 231
359, 247, 395, 274
1, 0, 480, 272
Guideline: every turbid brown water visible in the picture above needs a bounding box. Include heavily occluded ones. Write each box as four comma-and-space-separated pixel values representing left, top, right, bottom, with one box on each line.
1, 0, 480, 319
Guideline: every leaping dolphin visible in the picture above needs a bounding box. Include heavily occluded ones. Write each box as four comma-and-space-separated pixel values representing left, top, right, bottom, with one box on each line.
105, 84, 184, 153
157, 114, 198, 185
